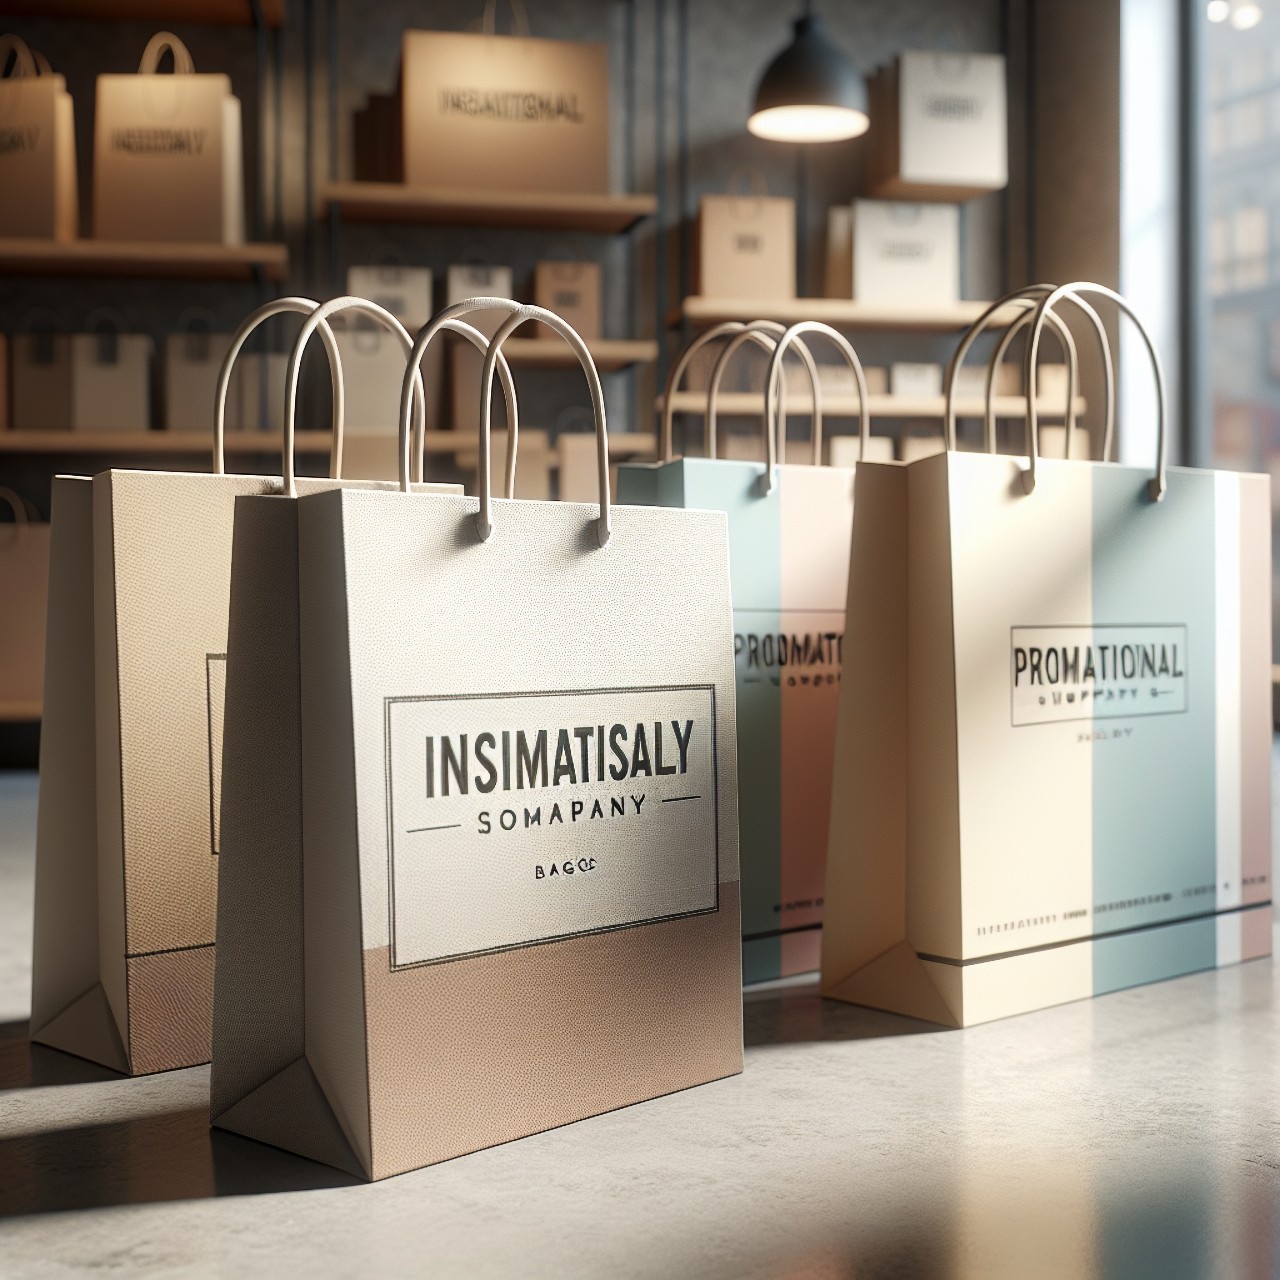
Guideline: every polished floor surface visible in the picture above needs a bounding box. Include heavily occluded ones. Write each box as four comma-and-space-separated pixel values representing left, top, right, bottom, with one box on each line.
2, 767, 1280, 1279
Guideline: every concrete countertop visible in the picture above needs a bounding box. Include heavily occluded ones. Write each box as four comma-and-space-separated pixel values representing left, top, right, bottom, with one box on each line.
1, 768, 1277, 1279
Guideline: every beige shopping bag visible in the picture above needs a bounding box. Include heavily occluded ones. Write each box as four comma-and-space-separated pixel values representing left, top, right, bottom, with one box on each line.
164, 311, 235, 433
533, 255, 601, 339
0, 35, 77, 240
93, 32, 244, 244
28, 297, 351, 1075
10, 321, 71, 430
0, 487, 50, 716
696, 181, 796, 300
212, 300, 742, 1180
69, 313, 153, 432
399, 2, 609, 194
822, 284, 1271, 1028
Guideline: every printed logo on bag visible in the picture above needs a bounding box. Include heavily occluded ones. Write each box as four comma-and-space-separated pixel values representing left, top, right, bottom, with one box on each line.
384, 685, 720, 968
0, 126, 40, 155
437, 89, 585, 123
878, 239, 932, 262
922, 93, 985, 121
734, 234, 763, 253
734, 619, 843, 690
1011, 625, 1188, 727
110, 127, 209, 156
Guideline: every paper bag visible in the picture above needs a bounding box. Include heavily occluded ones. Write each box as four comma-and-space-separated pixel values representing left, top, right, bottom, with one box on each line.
867, 51, 1008, 200
211, 300, 742, 1180
29, 297, 352, 1075
69, 318, 153, 432
619, 319, 869, 982
399, 9, 609, 195
0, 35, 77, 240
850, 200, 959, 306
533, 258, 601, 340
93, 32, 244, 244
0, 487, 49, 714
822, 284, 1271, 1029
164, 315, 235, 432
11, 328, 72, 430
696, 188, 796, 301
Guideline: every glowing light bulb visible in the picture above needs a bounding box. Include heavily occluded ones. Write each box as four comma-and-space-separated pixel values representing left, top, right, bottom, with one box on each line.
1232, 1, 1264, 28
1207, 0, 1230, 19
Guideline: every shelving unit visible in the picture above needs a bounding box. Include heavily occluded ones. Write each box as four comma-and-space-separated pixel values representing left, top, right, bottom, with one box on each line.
320, 183, 657, 235
0, 238, 289, 282
674, 297, 1024, 333
0, 0, 285, 23
660, 392, 1088, 420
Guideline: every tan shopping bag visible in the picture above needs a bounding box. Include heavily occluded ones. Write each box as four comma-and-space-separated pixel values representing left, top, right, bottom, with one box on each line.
696, 179, 796, 301
69, 312, 153, 432
0, 35, 77, 241
93, 32, 244, 244
0, 487, 50, 715
212, 300, 742, 1180
28, 297, 350, 1075
10, 318, 71, 431
164, 311, 235, 433
533, 254, 601, 339
399, 1, 610, 194
822, 284, 1272, 1028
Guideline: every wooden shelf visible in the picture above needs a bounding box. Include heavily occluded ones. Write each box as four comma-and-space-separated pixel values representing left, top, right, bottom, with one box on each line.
0, 0, 285, 25
660, 392, 1088, 420
673, 297, 1025, 332
0, 238, 288, 282
0, 700, 41, 723
320, 183, 657, 234
0, 429, 658, 459
454, 337, 658, 372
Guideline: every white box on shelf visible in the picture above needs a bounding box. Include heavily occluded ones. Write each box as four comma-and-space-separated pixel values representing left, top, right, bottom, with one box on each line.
889, 362, 944, 397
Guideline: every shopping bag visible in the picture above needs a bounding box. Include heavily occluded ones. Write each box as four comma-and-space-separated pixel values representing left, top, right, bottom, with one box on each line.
696, 179, 796, 301
68, 311, 153, 432
533, 254, 601, 339
0, 35, 77, 240
0, 487, 50, 715
29, 297, 351, 1075
10, 317, 71, 430
211, 301, 742, 1180
822, 283, 1272, 1028
620, 319, 869, 982
164, 310, 235, 433
93, 31, 244, 244
399, 2, 609, 194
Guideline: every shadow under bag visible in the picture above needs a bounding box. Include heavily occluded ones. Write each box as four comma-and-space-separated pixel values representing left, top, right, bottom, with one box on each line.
211, 301, 743, 1180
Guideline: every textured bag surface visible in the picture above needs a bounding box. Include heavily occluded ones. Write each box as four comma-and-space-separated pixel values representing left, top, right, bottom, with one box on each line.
93, 32, 244, 244
822, 284, 1272, 1028
619, 320, 868, 983
696, 189, 796, 301
28, 298, 356, 1075
0, 487, 50, 713
399, 5, 609, 195
212, 301, 742, 1180
867, 51, 1007, 201
0, 35, 77, 240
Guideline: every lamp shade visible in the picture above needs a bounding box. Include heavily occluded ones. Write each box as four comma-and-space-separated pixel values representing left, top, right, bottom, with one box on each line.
748, 15, 869, 143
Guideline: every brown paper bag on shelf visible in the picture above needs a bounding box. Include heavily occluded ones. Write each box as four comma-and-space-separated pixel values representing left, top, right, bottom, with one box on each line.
10, 322, 71, 431
93, 31, 244, 244
533, 256, 602, 339
447, 263, 515, 430
399, 3, 609, 195
696, 182, 796, 301
212, 301, 741, 1180
0, 487, 50, 715
0, 36, 78, 241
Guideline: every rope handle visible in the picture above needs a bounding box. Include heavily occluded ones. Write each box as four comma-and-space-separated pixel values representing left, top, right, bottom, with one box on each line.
1026, 283, 1166, 500
398, 298, 523, 499
215, 298, 345, 483
706, 322, 822, 469
984, 303, 1079, 454
0, 486, 29, 525
138, 32, 195, 75
479, 305, 609, 546
765, 322, 871, 480
0, 35, 38, 79
480, 0, 532, 34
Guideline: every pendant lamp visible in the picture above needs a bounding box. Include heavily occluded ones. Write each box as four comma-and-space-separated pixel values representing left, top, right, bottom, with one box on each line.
747, 7, 869, 143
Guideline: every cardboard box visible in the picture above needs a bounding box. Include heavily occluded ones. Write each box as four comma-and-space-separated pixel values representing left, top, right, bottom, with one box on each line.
696, 194, 796, 300
850, 200, 959, 305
